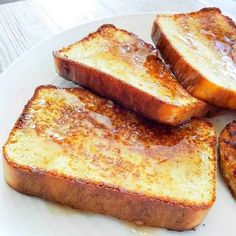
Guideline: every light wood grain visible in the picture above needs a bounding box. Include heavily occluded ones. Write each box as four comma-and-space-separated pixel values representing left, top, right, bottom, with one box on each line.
0, 0, 235, 73
0, 1, 59, 72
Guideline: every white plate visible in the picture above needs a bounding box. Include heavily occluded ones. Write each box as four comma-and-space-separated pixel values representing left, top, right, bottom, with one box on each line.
0, 13, 236, 236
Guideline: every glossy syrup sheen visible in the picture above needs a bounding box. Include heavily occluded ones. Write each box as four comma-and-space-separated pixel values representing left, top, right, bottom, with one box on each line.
59, 25, 200, 106
158, 8, 236, 89
5, 86, 215, 204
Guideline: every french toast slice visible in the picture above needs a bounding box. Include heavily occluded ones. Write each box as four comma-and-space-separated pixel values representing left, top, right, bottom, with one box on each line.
152, 8, 236, 109
219, 121, 236, 199
3, 85, 216, 231
53, 24, 208, 126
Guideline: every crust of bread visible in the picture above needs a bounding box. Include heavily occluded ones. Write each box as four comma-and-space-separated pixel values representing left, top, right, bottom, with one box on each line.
2, 85, 216, 231
151, 8, 236, 109
53, 55, 208, 126
3, 155, 210, 231
219, 121, 236, 199
53, 24, 208, 126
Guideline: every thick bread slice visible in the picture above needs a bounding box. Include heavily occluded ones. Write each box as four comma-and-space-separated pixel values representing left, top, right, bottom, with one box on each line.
53, 24, 207, 126
219, 121, 236, 199
152, 8, 236, 109
3, 86, 216, 231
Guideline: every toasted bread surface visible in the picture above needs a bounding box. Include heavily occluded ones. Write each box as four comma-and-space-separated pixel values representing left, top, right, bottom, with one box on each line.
54, 24, 207, 126
3, 86, 216, 230
219, 121, 236, 199
152, 8, 236, 109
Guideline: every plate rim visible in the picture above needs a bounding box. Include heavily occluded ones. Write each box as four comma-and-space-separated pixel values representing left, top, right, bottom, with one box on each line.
1, 11, 236, 236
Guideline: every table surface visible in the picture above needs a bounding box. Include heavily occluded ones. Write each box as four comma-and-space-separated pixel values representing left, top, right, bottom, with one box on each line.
0, 0, 235, 73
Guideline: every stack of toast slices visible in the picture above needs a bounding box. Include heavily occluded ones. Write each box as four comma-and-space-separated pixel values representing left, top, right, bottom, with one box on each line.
2, 7, 236, 231
54, 24, 208, 126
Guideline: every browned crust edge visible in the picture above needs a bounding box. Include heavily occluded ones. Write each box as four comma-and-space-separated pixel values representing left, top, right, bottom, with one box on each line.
3, 153, 211, 231
53, 24, 208, 126
2, 85, 215, 230
219, 121, 236, 199
151, 7, 236, 110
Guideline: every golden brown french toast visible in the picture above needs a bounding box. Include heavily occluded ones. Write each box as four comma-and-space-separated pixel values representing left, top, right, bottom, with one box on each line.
54, 24, 208, 126
219, 121, 236, 199
3, 85, 216, 231
152, 8, 236, 109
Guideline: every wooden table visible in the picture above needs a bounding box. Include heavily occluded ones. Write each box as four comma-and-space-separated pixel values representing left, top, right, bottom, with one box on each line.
0, 0, 235, 73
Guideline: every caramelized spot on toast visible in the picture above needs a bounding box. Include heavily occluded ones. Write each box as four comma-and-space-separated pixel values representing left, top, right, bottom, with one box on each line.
219, 121, 236, 198
4, 86, 216, 205
57, 25, 201, 106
